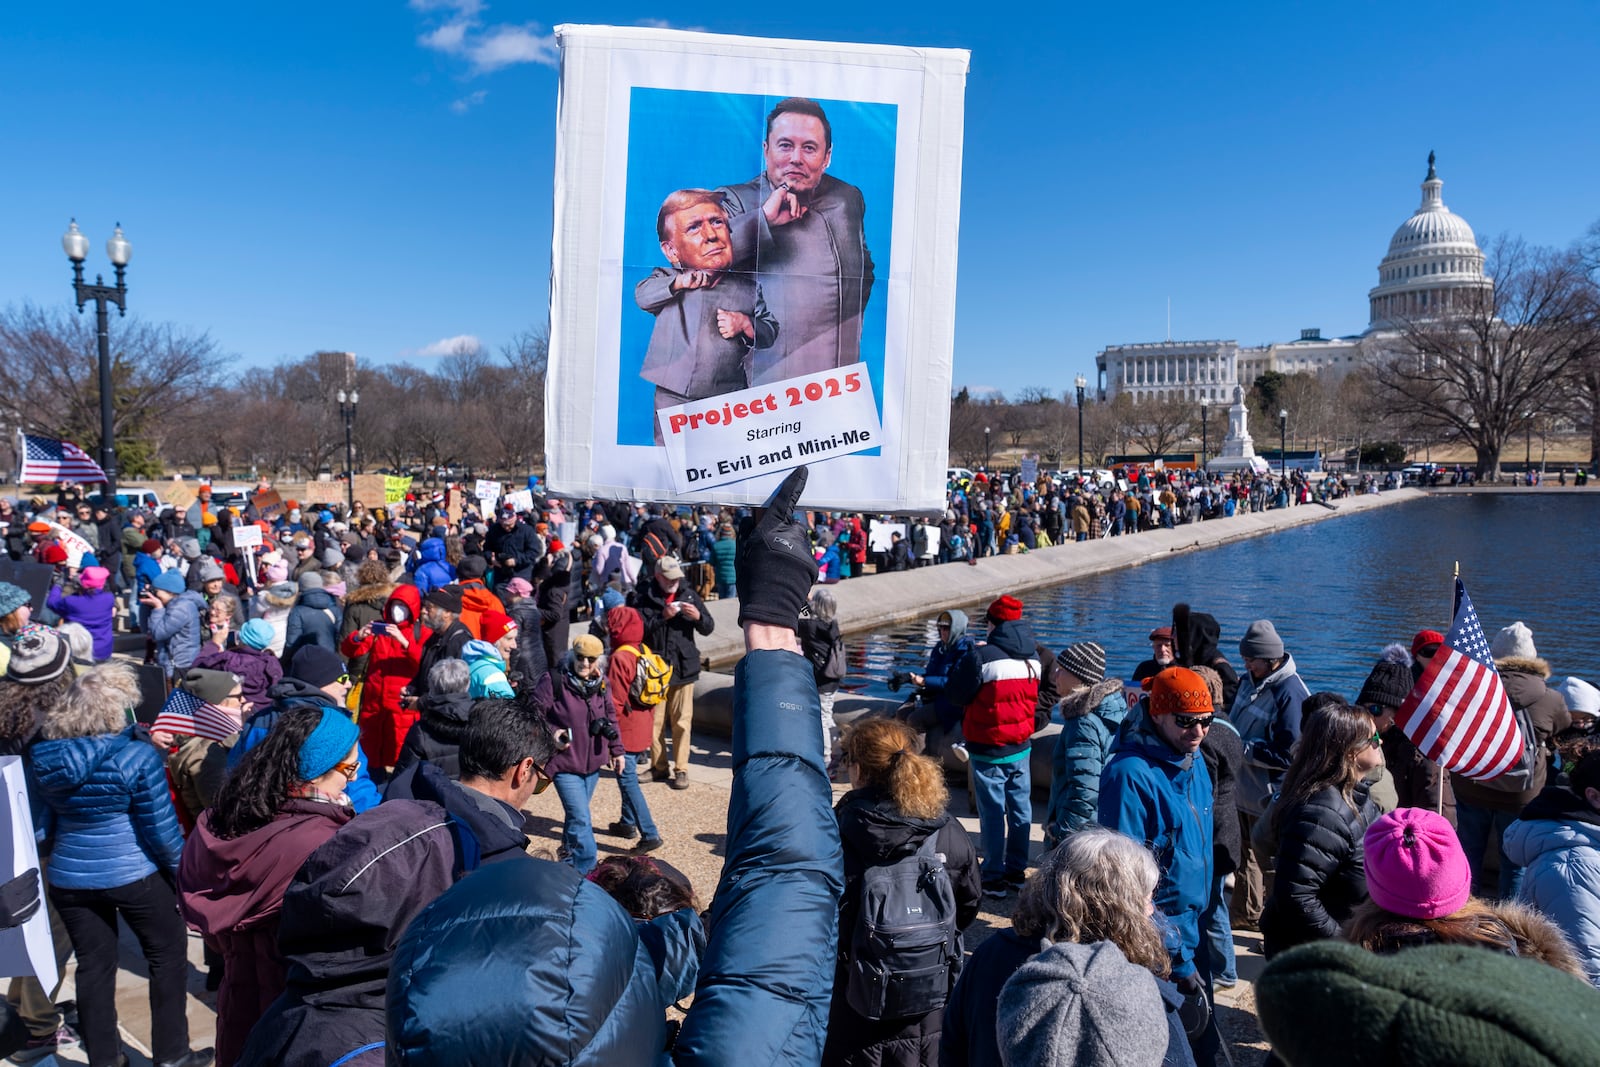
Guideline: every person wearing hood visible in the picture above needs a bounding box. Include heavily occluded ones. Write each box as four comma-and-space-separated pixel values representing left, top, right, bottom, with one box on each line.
1228, 617, 1310, 929
235, 799, 462, 1067
384, 465, 842, 1066
341, 585, 430, 771
1451, 621, 1571, 901
144, 569, 209, 680
29, 661, 212, 1067
282, 571, 342, 668
1172, 605, 1240, 713
46, 564, 115, 661
1098, 667, 1225, 1066
195, 619, 284, 712
1504, 747, 1600, 986
905, 610, 976, 757
180, 703, 361, 1066
409, 537, 454, 598
822, 717, 980, 1066
945, 596, 1041, 897
463, 638, 515, 699
249, 580, 297, 657
534, 634, 624, 874
452, 554, 502, 639
1044, 642, 1129, 850
228, 646, 380, 813
602, 605, 663, 851
337, 561, 394, 681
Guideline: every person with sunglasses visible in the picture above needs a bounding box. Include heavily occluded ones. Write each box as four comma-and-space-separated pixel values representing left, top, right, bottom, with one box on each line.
1256, 700, 1383, 960
1099, 665, 1226, 1066
530, 633, 625, 874
179, 704, 361, 1066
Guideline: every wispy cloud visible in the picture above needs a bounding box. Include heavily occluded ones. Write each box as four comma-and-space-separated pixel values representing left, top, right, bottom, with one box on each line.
450, 90, 488, 113
415, 334, 482, 357
412, 1, 557, 76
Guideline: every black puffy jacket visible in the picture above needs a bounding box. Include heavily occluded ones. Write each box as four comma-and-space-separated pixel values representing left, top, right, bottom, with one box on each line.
393, 690, 473, 779
1260, 782, 1380, 957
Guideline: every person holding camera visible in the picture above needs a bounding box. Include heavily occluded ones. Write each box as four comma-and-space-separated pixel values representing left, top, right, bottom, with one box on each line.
532, 632, 624, 874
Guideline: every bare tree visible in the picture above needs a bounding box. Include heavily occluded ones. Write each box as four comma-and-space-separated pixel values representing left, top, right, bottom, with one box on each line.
1373, 236, 1600, 478
0, 302, 221, 476
1124, 393, 1195, 458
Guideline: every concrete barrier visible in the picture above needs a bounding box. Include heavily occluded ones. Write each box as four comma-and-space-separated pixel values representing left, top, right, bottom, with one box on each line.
691, 488, 1426, 669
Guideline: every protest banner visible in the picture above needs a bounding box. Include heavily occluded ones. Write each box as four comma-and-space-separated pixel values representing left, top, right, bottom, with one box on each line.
0, 757, 57, 988
503, 489, 535, 514
1020, 456, 1038, 483
232, 523, 263, 550
384, 476, 413, 504
546, 24, 968, 513
475, 479, 502, 510
251, 489, 285, 522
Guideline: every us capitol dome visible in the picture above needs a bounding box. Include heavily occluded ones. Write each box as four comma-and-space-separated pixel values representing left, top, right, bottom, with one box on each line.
1367, 151, 1491, 329
1095, 153, 1492, 402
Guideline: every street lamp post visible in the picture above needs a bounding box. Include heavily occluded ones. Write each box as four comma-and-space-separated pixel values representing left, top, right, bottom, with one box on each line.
1200, 396, 1210, 477
337, 389, 360, 511
1074, 374, 1087, 479
984, 425, 992, 470
62, 220, 131, 496
1279, 409, 1289, 481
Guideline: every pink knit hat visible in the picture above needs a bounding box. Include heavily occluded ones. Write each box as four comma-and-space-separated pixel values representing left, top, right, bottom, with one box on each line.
1363, 808, 1472, 919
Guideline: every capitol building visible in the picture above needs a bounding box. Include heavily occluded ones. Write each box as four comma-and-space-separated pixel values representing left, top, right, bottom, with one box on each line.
1095, 154, 1493, 402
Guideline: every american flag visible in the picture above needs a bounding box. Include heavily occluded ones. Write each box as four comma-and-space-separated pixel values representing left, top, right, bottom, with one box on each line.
1396, 577, 1523, 780
152, 687, 242, 744
18, 432, 106, 484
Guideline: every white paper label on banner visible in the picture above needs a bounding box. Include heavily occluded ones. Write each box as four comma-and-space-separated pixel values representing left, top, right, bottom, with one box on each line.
658, 367, 882, 493
232, 524, 263, 550
0, 757, 56, 988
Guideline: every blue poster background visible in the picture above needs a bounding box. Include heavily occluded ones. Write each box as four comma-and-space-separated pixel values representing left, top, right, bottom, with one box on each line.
617, 87, 896, 447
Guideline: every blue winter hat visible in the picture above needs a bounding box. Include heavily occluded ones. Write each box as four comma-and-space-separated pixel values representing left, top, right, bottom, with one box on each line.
78, 552, 99, 568
239, 619, 275, 651
151, 571, 186, 595
0, 583, 29, 617
297, 707, 360, 781
600, 588, 625, 612
461, 639, 500, 664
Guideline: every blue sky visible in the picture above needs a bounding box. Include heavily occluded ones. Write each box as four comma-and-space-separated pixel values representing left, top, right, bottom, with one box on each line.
3, 1, 1596, 399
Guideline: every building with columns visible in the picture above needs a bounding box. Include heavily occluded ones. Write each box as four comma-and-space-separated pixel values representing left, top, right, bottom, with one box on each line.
1096, 154, 1489, 402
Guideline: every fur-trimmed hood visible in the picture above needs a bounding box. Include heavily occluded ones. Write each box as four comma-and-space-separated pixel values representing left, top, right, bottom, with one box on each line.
1494, 655, 1551, 680
1057, 677, 1126, 721
41, 662, 140, 740
343, 581, 395, 609
256, 585, 299, 611
1348, 899, 1585, 981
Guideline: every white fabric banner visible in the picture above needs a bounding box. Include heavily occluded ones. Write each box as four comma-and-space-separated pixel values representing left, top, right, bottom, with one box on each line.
547, 24, 967, 513
0, 757, 56, 987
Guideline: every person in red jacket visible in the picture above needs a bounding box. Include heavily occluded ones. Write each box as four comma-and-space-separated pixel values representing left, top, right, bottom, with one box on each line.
946, 595, 1041, 897
603, 606, 663, 852
339, 585, 431, 772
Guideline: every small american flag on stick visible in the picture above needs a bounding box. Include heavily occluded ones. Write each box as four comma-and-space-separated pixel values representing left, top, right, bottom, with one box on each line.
1396, 577, 1523, 781
152, 687, 242, 744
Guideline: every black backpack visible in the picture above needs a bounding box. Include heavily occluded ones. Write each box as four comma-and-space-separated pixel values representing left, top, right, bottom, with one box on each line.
844, 828, 960, 1020
1474, 699, 1542, 793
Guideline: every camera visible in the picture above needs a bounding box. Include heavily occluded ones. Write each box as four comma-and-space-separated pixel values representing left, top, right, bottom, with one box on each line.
888, 670, 915, 693
589, 717, 620, 742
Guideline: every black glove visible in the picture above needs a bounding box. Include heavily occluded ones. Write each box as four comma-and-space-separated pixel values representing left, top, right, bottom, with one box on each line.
735, 466, 818, 629
1174, 973, 1211, 1038
0, 868, 41, 929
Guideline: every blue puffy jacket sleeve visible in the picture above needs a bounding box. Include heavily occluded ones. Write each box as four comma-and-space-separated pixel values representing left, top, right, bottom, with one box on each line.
674, 649, 843, 1065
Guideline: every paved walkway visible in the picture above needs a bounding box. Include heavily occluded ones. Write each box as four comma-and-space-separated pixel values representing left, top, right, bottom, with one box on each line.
695, 488, 1427, 667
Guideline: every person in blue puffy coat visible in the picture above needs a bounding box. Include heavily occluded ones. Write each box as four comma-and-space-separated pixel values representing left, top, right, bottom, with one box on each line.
385, 466, 844, 1065
1098, 666, 1224, 1066
410, 536, 455, 596
29, 661, 211, 1067
1044, 642, 1130, 849
1504, 748, 1600, 987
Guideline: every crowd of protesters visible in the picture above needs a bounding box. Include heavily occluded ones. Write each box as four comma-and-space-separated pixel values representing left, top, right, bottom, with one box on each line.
0, 464, 1597, 1066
